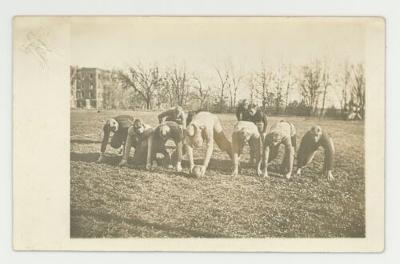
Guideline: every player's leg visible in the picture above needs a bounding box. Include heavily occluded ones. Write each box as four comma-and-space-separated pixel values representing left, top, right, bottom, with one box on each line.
281, 145, 295, 179
131, 142, 147, 166
323, 138, 335, 181
267, 145, 279, 163
110, 132, 124, 149
119, 129, 134, 166
213, 119, 233, 160
249, 136, 262, 176
295, 148, 317, 177
214, 131, 233, 160
231, 132, 244, 176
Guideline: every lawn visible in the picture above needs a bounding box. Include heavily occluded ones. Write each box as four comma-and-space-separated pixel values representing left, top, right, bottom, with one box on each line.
70, 109, 365, 238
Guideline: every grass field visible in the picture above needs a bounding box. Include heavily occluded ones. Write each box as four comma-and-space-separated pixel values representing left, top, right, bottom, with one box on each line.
70, 109, 365, 238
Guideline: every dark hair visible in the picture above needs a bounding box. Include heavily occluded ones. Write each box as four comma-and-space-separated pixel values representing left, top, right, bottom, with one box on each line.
133, 119, 143, 128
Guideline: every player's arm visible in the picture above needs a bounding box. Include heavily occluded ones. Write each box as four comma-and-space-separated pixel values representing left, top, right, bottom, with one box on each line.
282, 136, 294, 179
175, 139, 183, 172
145, 132, 154, 170
321, 133, 335, 181
201, 127, 214, 176
261, 138, 270, 177
202, 135, 214, 174
181, 112, 187, 128
97, 122, 111, 163
231, 130, 242, 176
262, 113, 268, 134
185, 143, 195, 172
119, 127, 135, 166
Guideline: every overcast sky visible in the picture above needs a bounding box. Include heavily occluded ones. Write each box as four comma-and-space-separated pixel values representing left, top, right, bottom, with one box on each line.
71, 17, 367, 106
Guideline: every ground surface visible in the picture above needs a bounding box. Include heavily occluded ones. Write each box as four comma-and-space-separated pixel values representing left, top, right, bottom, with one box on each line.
70, 109, 365, 238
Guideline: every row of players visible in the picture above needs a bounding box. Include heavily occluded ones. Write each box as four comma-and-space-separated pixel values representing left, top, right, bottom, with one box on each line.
97, 105, 335, 180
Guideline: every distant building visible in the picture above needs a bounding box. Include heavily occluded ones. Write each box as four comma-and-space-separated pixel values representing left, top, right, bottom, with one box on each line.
70, 67, 117, 109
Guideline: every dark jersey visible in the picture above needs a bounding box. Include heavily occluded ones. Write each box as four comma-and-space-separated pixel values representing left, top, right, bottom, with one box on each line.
243, 109, 268, 133
297, 131, 335, 170
101, 115, 134, 153
153, 121, 184, 144
236, 104, 248, 121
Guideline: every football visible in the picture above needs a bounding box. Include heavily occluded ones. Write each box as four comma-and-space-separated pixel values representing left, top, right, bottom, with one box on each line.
191, 165, 203, 177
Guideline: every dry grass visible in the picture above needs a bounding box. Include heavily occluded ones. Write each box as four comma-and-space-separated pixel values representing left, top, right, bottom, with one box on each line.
70, 109, 365, 238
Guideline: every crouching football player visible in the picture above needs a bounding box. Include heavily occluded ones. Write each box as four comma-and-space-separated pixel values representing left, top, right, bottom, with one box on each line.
296, 125, 335, 181
261, 120, 296, 179
146, 121, 184, 172
244, 103, 268, 135
231, 121, 262, 177
97, 115, 134, 163
118, 119, 153, 167
185, 111, 233, 177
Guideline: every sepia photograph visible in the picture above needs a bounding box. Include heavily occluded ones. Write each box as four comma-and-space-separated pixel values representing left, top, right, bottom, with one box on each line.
12, 16, 384, 251
69, 17, 367, 238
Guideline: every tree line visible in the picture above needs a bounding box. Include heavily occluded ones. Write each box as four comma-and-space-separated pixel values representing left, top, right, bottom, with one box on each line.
72, 60, 366, 119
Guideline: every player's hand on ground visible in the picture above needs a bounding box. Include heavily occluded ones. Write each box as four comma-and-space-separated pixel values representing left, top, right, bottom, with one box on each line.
231, 168, 239, 177
97, 154, 105, 163
118, 147, 124, 155
118, 159, 127, 167
176, 162, 182, 172
326, 170, 334, 181
199, 166, 206, 177
145, 163, 151, 170
257, 163, 263, 177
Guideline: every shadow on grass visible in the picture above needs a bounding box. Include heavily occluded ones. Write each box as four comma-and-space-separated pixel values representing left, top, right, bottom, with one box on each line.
70, 208, 225, 238
70, 152, 122, 166
70, 152, 233, 174
180, 158, 232, 175
71, 139, 101, 144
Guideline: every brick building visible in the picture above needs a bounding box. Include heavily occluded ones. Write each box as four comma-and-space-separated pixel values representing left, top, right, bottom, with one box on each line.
71, 67, 116, 109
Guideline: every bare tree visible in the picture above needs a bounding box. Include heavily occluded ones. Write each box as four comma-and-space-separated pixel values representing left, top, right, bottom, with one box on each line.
350, 63, 366, 119
70, 66, 79, 108
254, 64, 274, 111
166, 65, 191, 107
160, 78, 175, 108
248, 73, 256, 103
215, 67, 231, 112
340, 62, 351, 111
298, 61, 323, 115
118, 64, 164, 109
274, 65, 285, 114
319, 63, 331, 117
284, 65, 292, 112
192, 76, 210, 109
70, 65, 78, 87
227, 64, 243, 109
